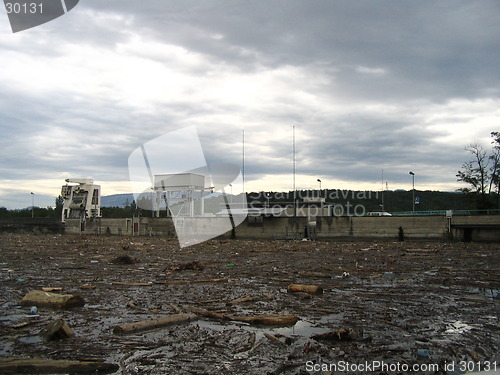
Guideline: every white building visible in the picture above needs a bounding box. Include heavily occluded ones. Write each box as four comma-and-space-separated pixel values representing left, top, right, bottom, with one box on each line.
60, 178, 101, 222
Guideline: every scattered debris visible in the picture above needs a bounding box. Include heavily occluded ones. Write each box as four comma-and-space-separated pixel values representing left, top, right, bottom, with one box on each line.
39, 319, 75, 341
112, 255, 137, 265
0, 234, 498, 375
164, 278, 228, 285
417, 348, 430, 358
80, 284, 96, 289
20, 290, 85, 309
41, 287, 63, 292
287, 284, 323, 294
168, 261, 204, 271
126, 301, 142, 311
299, 271, 330, 278
311, 328, 352, 341
111, 282, 152, 287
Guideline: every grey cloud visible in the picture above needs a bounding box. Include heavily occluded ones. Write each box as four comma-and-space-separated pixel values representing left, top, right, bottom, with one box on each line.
0, 0, 499, 207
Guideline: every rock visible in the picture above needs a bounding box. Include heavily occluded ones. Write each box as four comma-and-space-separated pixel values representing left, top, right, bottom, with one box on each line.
21, 290, 85, 309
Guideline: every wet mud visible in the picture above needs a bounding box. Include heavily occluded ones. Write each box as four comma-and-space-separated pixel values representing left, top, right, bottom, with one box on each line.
0, 234, 498, 374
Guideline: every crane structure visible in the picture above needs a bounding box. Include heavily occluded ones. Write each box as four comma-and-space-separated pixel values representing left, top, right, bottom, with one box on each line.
60, 178, 101, 222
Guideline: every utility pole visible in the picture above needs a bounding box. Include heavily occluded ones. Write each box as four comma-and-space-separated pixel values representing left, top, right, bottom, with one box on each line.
409, 171, 415, 213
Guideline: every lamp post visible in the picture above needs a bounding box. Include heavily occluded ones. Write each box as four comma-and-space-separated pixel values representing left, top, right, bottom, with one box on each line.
409, 172, 415, 213
30, 192, 34, 218
317, 179, 321, 198
229, 183, 232, 204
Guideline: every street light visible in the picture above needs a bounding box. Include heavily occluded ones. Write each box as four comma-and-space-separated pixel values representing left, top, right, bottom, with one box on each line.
317, 179, 321, 198
30, 192, 34, 218
409, 172, 415, 213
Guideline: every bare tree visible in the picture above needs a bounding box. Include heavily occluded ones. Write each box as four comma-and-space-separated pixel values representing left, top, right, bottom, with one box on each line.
456, 143, 489, 195
457, 132, 500, 209
489, 132, 500, 207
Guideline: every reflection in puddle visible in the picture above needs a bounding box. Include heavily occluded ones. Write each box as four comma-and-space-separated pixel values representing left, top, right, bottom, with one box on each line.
0, 341, 14, 356
445, 320, 473, 334
470, 288, 500, 299
191, 313, 343, 339
19, 336, 43, 344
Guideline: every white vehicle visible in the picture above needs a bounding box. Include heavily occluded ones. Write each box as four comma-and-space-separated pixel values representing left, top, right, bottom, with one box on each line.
366, 211, 392, 217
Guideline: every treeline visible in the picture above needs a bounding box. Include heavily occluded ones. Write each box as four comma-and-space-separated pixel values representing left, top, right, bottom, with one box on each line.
1, 189, 496, 219
0, 206, 61, 218
249, 189, 485, 212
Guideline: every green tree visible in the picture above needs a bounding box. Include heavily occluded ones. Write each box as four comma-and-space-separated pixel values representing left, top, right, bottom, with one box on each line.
55, 195, 64, 217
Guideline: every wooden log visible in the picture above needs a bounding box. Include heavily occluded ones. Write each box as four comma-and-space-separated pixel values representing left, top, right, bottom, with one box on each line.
227, 295, 254, 305
39, 319, 74, 341
186, 306, 298, 327
113, 313, 197, 334
0, 358, 118, 374
185, 306, 232, 320
20, 290, 85, 309
264, 332, 284, 345
287, 284, 323, 294
111, 282, 152, 286
235, 314, 298, 326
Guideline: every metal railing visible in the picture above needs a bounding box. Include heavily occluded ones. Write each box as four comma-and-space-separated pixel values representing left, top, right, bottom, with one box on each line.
391, 209, 500, 216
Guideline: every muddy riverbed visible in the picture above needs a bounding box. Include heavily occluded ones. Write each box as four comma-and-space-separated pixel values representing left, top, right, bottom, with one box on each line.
0, 234, 498, 374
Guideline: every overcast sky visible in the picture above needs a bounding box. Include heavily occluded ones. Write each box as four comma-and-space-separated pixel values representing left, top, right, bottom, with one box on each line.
1, 0, 499, 208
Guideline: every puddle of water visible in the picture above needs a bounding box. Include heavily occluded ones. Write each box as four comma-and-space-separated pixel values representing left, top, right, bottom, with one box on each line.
445, 320, 473, 334
470, 288, 500, 299
0, 341, 14, 356
191, 313, 343, 339
19, 335, 43, 344
483, 289, 499, 299
0, 313, 41, 324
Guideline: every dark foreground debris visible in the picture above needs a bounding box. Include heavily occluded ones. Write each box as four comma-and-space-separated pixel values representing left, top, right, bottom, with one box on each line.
0, 234, 498, 374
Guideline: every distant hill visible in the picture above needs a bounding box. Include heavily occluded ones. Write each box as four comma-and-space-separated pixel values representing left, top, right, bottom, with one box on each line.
101, 194, 135, 208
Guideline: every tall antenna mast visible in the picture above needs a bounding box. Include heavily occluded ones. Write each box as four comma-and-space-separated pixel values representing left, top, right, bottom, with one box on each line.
293, 125, 296, 216
381, 169, 384, 211
242, 130, 245, 195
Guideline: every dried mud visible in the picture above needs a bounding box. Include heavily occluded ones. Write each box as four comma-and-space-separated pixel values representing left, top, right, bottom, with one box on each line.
0, 234, 499, 374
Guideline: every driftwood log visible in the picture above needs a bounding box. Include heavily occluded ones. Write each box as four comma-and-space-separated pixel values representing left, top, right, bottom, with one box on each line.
0, 358, 118, 374
287, 284, 323, 294
113, 313, 197, 334
186, 306, 298, 327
